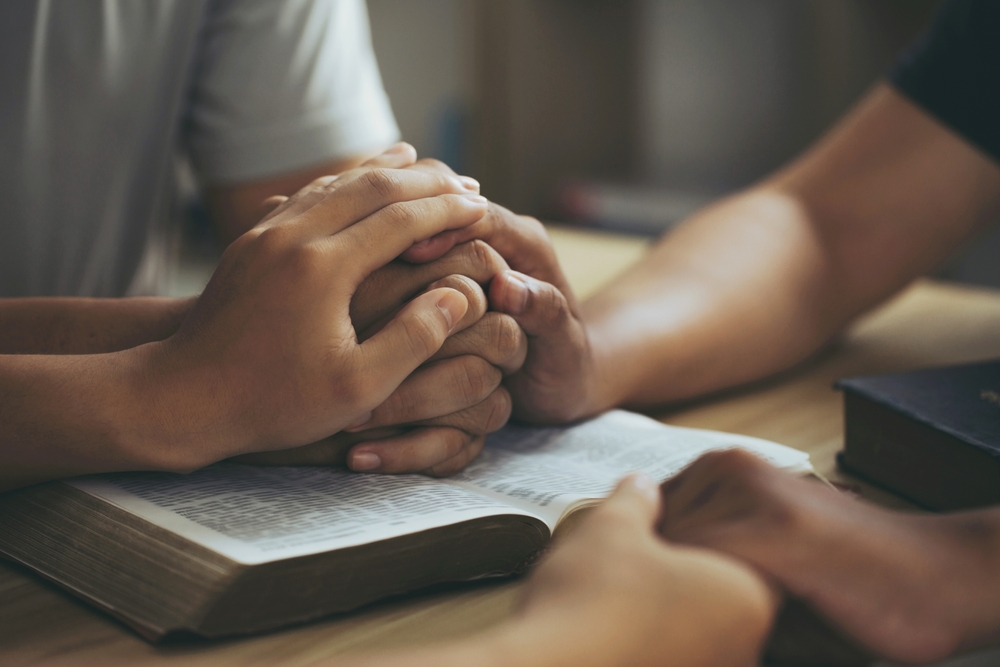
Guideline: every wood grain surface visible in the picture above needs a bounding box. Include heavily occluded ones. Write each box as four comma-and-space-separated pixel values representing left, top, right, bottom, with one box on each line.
4, 225, 1000, 666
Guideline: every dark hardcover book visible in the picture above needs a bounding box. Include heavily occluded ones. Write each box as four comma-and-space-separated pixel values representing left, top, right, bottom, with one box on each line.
835, 359, 1000, 511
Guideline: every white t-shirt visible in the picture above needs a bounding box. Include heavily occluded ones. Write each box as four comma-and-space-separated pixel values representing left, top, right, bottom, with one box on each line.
0, 0, 399, 297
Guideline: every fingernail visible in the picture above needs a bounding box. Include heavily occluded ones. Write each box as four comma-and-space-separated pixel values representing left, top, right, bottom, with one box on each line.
463, 193, 488, 205
626, 473, 659, 502
459, 176, 480, 191
505, 274, 529, 315
351, 452, 381, 471
437, 291, 467, 332
346, 411, 372, 431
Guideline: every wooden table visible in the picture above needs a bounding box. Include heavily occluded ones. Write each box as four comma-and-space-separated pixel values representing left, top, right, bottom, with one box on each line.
4, 225, 1000, 666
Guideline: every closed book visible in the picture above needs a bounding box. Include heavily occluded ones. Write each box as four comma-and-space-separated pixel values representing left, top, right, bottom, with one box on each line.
836, 359, 1000, 510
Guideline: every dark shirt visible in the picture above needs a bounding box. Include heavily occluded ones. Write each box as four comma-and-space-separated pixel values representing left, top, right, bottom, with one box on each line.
889, 0, 1000, 163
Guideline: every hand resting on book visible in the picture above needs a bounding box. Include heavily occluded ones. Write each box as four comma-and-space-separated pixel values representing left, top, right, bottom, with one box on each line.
0, 149, 495, 490
237, 154, 531, 476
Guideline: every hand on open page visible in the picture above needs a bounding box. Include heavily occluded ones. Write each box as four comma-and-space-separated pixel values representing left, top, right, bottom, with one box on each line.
241, 148, 531, 476
658, 449, 1000, 664
127, 152, 491, 472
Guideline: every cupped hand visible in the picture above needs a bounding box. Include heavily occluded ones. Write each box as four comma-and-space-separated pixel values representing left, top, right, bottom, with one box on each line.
657, 449, 1000, 664
515, 474, 777, 667
392, 159, 606, 424
132, 158, 488, 471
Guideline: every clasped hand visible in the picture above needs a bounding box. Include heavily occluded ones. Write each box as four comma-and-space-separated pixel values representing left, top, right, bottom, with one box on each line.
234, 144, 606, 477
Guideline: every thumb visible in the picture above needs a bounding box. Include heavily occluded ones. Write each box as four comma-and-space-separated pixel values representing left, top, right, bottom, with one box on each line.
358, 287, 469, 398
490, 270, 573, 337
597, 473, 663, 529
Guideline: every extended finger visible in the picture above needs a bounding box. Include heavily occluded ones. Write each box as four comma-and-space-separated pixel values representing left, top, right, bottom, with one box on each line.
333, 193, 489, 285
255, 144, 418, 226
360, 142, 419, 169
348, 356, 501, 432
229, 428, 403, 466
347, 426, 475, 474
429, 312, 527, 374
264, 168, 477, 240
407, 158, 479, 192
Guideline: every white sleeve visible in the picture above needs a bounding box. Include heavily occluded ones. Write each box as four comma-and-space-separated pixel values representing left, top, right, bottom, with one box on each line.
184, 0, 400, 185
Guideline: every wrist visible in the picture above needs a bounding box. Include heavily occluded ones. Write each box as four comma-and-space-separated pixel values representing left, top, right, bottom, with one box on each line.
583, 318, 642, 415
112, 339, 240, 474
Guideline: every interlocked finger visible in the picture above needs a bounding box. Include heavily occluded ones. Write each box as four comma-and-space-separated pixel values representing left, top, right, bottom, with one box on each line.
348, 355, 502, 431
423, 435, 486, 478
429, 312, 527, 375
347, 426, 476, 474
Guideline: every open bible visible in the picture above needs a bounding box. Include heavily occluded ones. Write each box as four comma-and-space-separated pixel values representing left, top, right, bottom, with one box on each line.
0, 411, 811, 641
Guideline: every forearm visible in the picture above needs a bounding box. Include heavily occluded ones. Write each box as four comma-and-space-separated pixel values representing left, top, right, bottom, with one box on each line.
0, 347, 162, 491
0, 297, 194, 354
582, 84, 1000, 411
583, 188, 840, 409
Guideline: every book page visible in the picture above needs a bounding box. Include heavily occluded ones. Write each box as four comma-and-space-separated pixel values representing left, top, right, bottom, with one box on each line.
445, 410, 813, 529
69, 410, 809, 565
69, 465, 539, 565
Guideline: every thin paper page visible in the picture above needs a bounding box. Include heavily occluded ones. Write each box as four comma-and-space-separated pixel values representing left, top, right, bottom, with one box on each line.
69, 465, 537, 565
446, 410, 812, 529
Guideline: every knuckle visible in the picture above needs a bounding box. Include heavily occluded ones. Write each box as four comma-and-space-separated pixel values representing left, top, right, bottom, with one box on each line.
438, 241, 499, 283
380, 386, 413, 423
401, 311, 445, 359
465, 239, 506, 275
284, 241, 326, 276
521, 214, 549, 240
483, 387, 513, 433
418, 158, 452, 174
455, 356, 502, 403
537, 283, 571, 327
381, 200, 420, 230
361, 168, 404, 201
250, 224, 293, 256
487, 313, 524, 360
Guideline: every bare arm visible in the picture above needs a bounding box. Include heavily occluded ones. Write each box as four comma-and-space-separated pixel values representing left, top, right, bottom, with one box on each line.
583, 84, 1000, 409
438, 83, 1000, 423
0, 163, 485, 491
0, 297, 194, 354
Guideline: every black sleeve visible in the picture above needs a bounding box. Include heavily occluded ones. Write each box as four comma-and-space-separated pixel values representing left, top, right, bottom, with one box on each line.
889, 0, 1000, 163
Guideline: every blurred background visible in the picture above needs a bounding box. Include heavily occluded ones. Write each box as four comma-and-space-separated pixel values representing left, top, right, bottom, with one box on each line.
175, 0, 1000, 294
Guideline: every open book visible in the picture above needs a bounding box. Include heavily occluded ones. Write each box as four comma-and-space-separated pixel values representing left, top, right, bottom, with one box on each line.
0, 411, 811, 641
